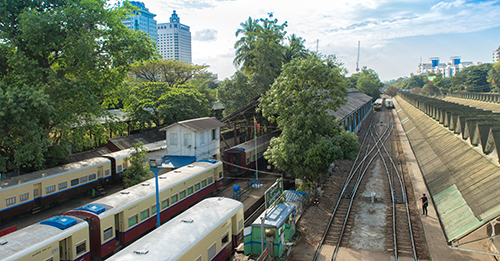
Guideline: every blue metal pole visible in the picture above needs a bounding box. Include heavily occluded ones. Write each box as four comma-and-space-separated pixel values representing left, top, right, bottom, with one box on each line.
154, 169, 160, 228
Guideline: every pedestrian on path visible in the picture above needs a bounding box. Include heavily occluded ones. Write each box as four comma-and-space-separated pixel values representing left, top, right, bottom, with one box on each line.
420, 194, 428, 216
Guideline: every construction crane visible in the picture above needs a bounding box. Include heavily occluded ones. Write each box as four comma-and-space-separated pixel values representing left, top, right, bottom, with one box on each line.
356, 41, 360, 72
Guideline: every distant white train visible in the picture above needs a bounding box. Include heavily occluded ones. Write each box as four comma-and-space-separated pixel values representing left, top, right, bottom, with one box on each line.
385, 98, 394, 109
373, 98, 384, 111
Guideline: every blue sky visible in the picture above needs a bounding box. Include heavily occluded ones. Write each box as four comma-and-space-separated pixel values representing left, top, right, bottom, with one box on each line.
124, 0, 500, 81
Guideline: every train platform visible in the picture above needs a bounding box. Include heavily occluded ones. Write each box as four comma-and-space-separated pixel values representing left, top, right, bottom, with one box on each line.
387, 97, 491, 261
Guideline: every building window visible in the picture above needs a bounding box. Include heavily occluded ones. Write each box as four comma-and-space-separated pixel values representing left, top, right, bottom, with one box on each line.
46, 185, 56, 194
58, 182, 67, 190
20, 193, 29, 202
76, 241, 86, 256
6, 197, 16, 206
169, 133, 178, 145
140, 209, 149, 221
128, 215, 138, 227
71, 179, 79, 186
212, 129, 216, 140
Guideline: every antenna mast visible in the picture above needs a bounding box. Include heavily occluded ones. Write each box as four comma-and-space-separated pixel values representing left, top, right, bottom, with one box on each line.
356, 41, 360, 72
316, 39, 319, 53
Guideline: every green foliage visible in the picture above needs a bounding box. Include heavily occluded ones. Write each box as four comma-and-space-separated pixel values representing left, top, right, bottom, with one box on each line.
403, 74, 427, 89
385, 86, 398, 97
421, 83, 441, 97
451, 63, 492, 92
259, 55, 360, 183
411, 87, 422, 95
0, 0, 156, 170
122, 142, 152, 188
487, 61, 500, 93
123, 60, 213, 127
352, 67, 383, 99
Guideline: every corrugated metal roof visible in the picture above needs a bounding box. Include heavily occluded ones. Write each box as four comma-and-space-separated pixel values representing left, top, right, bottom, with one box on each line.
327, 88, 372, 120
396, 95, 500, 242
160, 117, 224, 132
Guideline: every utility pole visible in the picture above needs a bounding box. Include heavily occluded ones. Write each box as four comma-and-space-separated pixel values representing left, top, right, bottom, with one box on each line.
356, 41, 360, 72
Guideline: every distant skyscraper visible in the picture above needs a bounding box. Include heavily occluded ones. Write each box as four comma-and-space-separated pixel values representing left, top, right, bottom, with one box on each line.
493, 46, 500, 63
122, 1, 158, 45
157, 11, 192, 63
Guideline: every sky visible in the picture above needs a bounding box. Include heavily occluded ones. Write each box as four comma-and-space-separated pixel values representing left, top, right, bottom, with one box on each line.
121, 0, 500, 82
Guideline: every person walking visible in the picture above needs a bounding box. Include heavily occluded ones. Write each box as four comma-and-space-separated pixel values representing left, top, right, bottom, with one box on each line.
420, 193, 428, 216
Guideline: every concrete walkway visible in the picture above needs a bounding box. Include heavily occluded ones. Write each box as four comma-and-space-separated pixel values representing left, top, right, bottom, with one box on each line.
393, 96, 493, 261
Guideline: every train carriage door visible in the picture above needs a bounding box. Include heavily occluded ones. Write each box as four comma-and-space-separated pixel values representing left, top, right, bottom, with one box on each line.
59, 237, 73, 261
228, 152, 240, 172
33, 183, 42, 207
115, 213, 124, 247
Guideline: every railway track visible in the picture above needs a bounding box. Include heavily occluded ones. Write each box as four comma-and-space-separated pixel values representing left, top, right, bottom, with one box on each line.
313, 108, 424, 261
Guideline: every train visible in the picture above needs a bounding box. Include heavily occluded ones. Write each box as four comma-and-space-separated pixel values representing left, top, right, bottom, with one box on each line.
106, 197, 244, 261
0, 141, 165, 223
385, 98, 394, 109
373, 98, 384, 111
0, 159, 223, 261
223, 132, 280, 176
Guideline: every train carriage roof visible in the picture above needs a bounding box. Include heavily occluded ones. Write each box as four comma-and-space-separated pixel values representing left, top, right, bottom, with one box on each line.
0, 216, 87, 261
252, 203, 296, 229
0, 157, 110, 191
225, 132, 280, 152
106, 197, 243, 261
73, 160, 222, 219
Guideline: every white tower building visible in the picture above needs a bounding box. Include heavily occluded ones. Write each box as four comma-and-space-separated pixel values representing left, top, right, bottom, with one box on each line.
157, 11, 192, 63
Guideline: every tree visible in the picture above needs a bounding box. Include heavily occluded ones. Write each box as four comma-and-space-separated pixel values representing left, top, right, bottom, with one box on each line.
0, 0, 156, 171
488, 61, 500, 93
131, 59, 208, 87
421, 83, 440, 96
259, 55, 360, 183
355, 67, 383, 99
122, 142, 152, 188
451, 63, 492, 92
217, 71, 264, 116
411, 87, 422, 95
385, 86, 398, 97
282, 34, 308, 63
403, 74, 426, 89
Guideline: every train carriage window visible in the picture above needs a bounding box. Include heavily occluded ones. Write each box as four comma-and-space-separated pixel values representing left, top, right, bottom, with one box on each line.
19, 193, 29, 202
71, 179, 79, 186
208, 177, 213, 185
195, 183, 200, 191
34, 188, 38, 197
201, 180, 207, 188
98, 170, 102, 177
80, 176, 87, 183
151, 205, 157, 215
46, 185, 56, 194
140, 209, 150, 221
105, 169, 110, 176
179, 190, 186, 200
128, 215, 138, 227
207, 243, 216, 260
247, 158, 249, 164
117, 165, 122, 172
89, 173, 96, 181
187, 186, 193, 195
76, 241, 86, 256
195, 256, 201, 261
44, 258, 53, 261
221, 232, 229, 245
103, 227, 113, 241
58, 182, 67, 190
219, 171, 223, 179
6, 197, 16, 206
161, 199, 169, 209
171, 194, 178, 204
238, 219, 243, 230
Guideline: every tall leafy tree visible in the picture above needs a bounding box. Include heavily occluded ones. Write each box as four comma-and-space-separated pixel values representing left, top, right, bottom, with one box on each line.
259, 55, 360, 183
355, 67, 383, 99
385, 86, 398, 97
0, 0, 156, 171
421, 83, 441, 96
283, 34, 308, 63
487, 61, 500, 92
451, 63, 492, 92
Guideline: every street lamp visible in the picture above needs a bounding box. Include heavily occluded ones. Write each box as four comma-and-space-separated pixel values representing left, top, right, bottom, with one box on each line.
150, 159, 161, 228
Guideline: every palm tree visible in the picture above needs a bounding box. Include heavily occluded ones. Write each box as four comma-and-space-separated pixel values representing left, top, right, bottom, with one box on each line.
233, 17, 260, 72
283, 34, 308, 63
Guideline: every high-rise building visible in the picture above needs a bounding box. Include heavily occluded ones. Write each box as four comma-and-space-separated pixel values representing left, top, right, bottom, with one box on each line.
122, 1, 158, 45
417, 56, 480, 78
493, 46, 500, 63
157, 11, 192, 63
